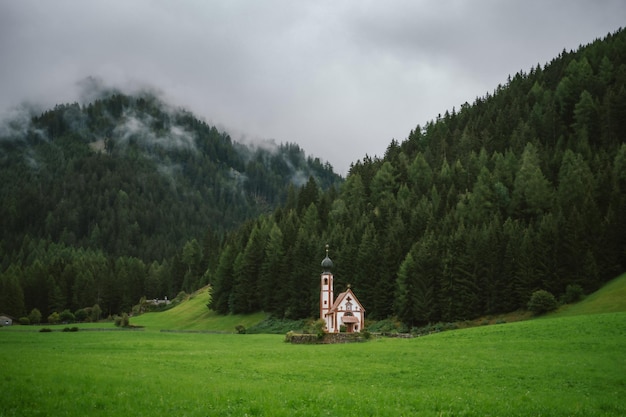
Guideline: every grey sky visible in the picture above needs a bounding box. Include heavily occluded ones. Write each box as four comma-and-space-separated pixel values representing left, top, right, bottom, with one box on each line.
0, 1, 624, 174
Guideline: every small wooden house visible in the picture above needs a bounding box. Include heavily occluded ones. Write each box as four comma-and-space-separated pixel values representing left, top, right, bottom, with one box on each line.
0, 314, 14, 326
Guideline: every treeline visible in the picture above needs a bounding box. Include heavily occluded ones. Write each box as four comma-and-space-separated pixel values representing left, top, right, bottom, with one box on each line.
209, 28, 626, 326
0, 92, 341, 318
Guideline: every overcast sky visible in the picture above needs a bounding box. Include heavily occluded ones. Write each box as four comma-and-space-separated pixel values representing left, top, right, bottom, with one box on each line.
1, 1, 624, 174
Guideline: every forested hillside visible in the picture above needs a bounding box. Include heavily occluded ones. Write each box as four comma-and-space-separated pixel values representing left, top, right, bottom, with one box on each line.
209, 28, 626, 325
0, 92, 341, 318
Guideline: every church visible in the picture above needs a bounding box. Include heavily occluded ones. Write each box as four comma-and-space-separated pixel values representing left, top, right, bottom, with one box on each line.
319, 246, 365, 333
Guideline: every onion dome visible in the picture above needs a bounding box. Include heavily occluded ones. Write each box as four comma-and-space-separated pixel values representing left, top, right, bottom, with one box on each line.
321, 244, 333, 272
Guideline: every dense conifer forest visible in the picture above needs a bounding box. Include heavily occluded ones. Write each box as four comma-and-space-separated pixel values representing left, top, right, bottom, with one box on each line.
0, 92, 341, 318
209, 28, 626, 325
1, 29, 625, 326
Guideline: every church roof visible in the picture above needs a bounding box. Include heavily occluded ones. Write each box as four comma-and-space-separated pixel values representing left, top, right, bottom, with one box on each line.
321, 255, 333, 272
321, 244, 333, 272
328, 288, 365, 313
341, 315, 359, 323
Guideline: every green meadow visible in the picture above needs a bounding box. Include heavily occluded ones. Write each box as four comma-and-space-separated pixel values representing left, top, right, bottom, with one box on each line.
1, 276, 625, 416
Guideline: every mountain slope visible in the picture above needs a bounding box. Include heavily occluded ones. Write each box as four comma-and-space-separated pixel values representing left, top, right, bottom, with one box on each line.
0, 92, 341, 262
209, 28, 626, 323
0, 91, 342, 319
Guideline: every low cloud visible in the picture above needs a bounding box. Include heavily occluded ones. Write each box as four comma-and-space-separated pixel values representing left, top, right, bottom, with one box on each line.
113, 110, 197, 152
1, 1, 624, 174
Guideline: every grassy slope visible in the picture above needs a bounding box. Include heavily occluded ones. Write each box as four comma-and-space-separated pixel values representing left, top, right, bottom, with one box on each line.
1, 312, 624, 416
553, 272, 626, 317
130, 286, 267, 332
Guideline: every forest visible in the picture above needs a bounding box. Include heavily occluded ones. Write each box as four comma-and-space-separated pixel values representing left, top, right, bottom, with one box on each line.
1, 28, 625, 326
0, 92, 341, 318
208, 28, 626, 325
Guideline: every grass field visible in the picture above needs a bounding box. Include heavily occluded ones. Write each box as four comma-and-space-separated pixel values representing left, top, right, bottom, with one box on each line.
1, 312, 625, 416
1, 275, 625, 416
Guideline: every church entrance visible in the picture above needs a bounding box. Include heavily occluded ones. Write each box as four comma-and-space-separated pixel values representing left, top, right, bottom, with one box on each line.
342, 312, 358, 333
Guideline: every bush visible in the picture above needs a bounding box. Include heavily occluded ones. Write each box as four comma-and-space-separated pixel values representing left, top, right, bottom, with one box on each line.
563, 284, 584, 304
235, 325, 246, 334
114, 313, 130, 327
28, 308, 42, 325
62, 327, 79, 332
91, 304, 102, 322
527, 290, 558, 315
367, 318, 405, 333
47, 312, 60, 324
74, 308, 88, 322
59, 309, 75, 323
174, 291, 188, 303
19, 317, 30, 325
39, 328, 52, 333
304, 319, 326, 339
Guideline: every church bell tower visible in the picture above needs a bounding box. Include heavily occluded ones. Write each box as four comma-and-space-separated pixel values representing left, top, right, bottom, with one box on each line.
320, 244, 334, 322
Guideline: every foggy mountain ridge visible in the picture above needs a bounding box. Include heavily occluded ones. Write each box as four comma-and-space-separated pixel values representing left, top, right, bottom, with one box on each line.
0, 90, 343, 263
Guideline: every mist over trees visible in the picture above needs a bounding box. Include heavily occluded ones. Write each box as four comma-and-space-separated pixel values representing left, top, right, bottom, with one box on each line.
0, 91, 341, 318
209, 28, 626, 325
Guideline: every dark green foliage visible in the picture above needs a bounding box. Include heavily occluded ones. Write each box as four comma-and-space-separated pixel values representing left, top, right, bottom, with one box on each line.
59, 309, 75, 323
47, 312, 60, 324
527, 290, 558, 315
114, 312, 130, 327
0, 92, 341, 318
563, 284, 585, 304
303, 319, 326, 339
205, 29, 626, 325
74, 308, 88, 322
28, 308, 42, 325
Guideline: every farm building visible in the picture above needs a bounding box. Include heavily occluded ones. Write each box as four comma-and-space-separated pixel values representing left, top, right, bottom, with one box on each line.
320, 246, 365, 333
0, 314, 14, 326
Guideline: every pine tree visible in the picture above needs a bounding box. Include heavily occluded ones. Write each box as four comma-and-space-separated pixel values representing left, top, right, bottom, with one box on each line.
259, 223, 287, 315
209, 244, 236, 314
0, 267, 25, 318
510, 143, 552, 221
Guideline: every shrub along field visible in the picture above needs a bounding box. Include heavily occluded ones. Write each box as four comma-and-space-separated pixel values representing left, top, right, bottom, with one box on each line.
1, 311, 625, 416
